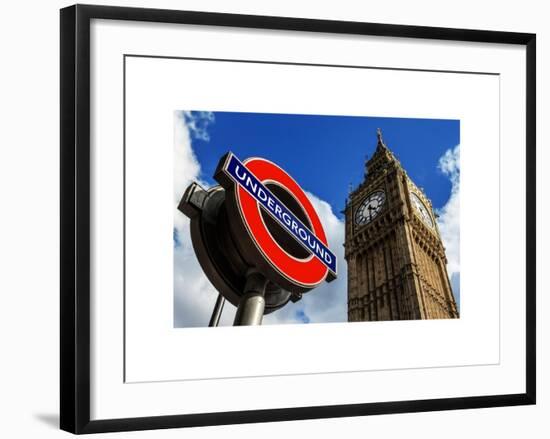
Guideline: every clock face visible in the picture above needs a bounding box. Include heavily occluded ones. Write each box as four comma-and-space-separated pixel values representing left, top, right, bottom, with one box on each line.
355, 191, 386, 225
410, 192, 434, 228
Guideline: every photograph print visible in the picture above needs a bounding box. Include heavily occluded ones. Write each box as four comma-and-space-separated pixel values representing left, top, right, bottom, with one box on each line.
174, 111, 460, 327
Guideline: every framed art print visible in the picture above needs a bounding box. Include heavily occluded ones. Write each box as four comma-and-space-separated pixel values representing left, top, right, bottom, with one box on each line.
60, 4, 536, 434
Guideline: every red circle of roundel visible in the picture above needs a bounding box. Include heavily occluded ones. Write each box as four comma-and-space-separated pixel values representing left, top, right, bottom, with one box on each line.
235, 157, 329, 287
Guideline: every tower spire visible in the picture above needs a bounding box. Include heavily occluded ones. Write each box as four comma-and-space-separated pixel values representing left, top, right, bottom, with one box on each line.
376, 127, 387, 150
365, 128, 392, 179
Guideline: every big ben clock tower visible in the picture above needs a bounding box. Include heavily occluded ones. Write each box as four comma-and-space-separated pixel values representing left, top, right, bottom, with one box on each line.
344, 129, 459, 321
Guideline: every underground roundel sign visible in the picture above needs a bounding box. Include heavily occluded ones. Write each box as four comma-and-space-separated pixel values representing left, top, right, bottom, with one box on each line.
214, 152, 337, 293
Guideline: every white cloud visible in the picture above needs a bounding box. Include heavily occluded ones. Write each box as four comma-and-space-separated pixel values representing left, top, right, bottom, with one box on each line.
182, 111, 215, 141
435, 144, 460, 306
173, 111, 347, 327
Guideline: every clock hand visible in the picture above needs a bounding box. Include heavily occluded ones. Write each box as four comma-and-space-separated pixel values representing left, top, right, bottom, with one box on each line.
368, 205, 376, 220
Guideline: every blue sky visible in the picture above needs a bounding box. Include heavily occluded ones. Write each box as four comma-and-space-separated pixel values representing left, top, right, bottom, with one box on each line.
188, 111, 459, 216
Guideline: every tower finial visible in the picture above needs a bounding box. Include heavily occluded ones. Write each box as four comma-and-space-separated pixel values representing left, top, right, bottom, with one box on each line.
375, 127, 390, 154
376, 128, 386, 148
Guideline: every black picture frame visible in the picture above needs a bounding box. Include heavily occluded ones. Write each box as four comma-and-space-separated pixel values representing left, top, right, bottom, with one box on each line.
60, 4, 536, 434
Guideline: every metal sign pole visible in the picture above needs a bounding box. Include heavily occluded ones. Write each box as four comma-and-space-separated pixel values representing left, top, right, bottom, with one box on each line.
208, 294, 225, 327
234, 271, 268, 326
